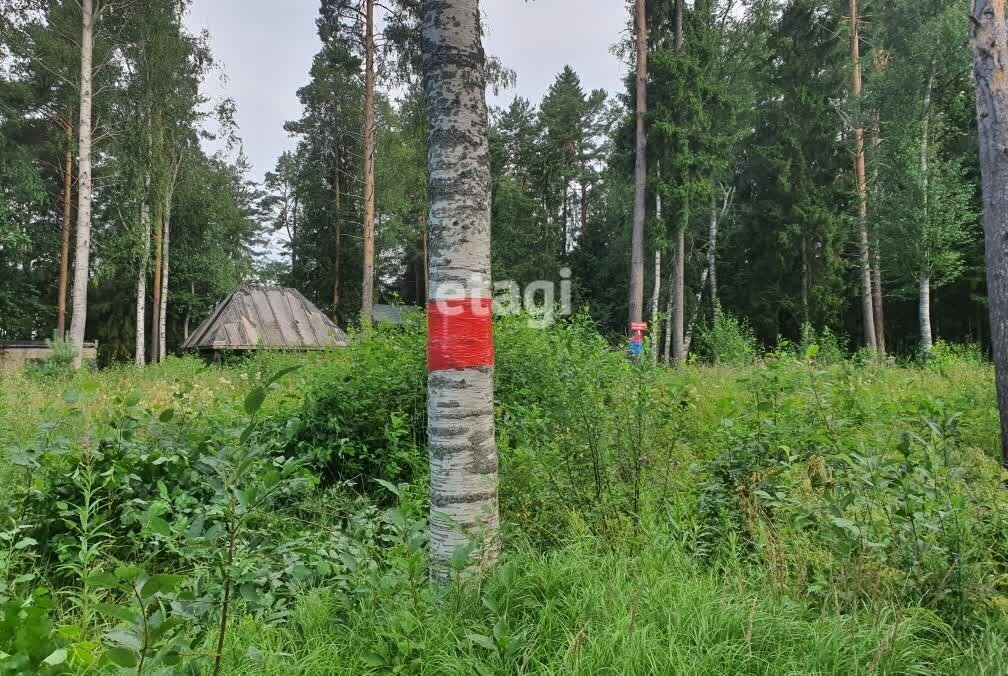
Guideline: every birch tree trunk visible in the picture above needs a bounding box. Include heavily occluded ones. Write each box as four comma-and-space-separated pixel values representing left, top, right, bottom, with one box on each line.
920, 73, 934, 354
150, 205, 163, 362
360, 0, 377, 325
135, 194, 150, 366
650, 251, 661, 365
423, 0, 500, 581
68, 0, 95, 369
708, 192, 719, 315
800, 234, 810, 327
56, 119, 73, 339
627, 0, 648, 343
850, 0, 877, 351
919, 274, 933, 354
684, 267, 709, 356
972, 0, 1008, 469
870, 120, 886, 355
663, 265, 674, 365
333, 146, 342, 315
158, 196, 171, 362
672, 227, 686, 363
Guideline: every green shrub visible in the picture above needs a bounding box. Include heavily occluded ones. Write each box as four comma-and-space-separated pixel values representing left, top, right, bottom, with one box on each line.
23, 337, 77, 382
925, 340, 989, 371
696, 313, 759, 366
290, 325, 427, 487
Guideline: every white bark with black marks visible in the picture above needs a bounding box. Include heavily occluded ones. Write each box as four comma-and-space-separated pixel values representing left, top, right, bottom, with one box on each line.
68, 0, 95, 369
135, 194, 150, 366
423, 0, 499, 581
650, 251, 661, 364
920, 274, 933, 354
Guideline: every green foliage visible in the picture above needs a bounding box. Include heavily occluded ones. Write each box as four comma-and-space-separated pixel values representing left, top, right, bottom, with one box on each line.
1, 324, 1006, 673
695, 313, 758, 366
924, 341, 988, 371
291, 326, 427, 486
23, 338, 77, 383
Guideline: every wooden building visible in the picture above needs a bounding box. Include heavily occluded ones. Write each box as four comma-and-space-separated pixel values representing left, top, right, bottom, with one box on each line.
182, 286, 349, 353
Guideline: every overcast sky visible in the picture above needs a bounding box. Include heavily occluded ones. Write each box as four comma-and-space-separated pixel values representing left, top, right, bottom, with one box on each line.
185, 1, 629, 181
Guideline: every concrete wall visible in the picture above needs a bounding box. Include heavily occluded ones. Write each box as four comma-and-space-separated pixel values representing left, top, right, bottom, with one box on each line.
0, 343, 98, 373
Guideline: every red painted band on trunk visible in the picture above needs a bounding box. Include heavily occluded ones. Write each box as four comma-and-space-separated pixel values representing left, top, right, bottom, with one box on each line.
427, 298, 495, 372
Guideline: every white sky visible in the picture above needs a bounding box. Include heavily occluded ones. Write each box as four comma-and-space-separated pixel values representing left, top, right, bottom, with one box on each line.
185, 0, 629, 180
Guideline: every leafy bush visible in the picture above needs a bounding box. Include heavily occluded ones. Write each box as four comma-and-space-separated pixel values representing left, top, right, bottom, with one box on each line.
290, 325, 427, 487
925, 340, 989, 371
23, 337, 77, 382
696, 313, 759, 366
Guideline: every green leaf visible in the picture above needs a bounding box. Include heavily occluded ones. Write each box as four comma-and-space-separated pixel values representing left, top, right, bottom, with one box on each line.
13, 537, 37, 550
361, 651, 387, 667
42, 649, 67, 667
141, 574, 185, 600
146, 516, 172, 537
63, 390, 80, 405
244, 387, 267, 416
466, 633, 498, 652
159, 409, 175, 422
374, 478, 402, 498
104, 647, 138, 668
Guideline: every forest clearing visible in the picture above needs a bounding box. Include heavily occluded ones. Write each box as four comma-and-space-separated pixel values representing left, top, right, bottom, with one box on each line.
2, 321, 1008, 674
5, 0, 1008, 673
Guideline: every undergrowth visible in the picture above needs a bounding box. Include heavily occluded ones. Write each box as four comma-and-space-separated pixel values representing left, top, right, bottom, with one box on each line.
0, 319, 1005, 674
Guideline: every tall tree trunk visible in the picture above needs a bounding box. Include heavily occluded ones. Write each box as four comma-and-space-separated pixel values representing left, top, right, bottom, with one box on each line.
650, 251, 661, 365
579, 163, 589, 238
333, 187, 342, 316
801, 233, 810, 327
670, 0, 686, 363
672, 226, 686, 362
709, 193, 717, 314
972, 0, 1008, 469
919, 274, 933, 354
663, 265, 674, 365
850, 0, 877, 351
361, 0, 376, 326
158, 192, 172, 363
628, 0, 647, 350
56, 119, 73, 339
869, 121, 886, 355
150, 205, 163, 362
184, 281, 193, 342
423, 0, 500, 581
920, 72, 934, 354
68, 0, 95, 369
684, 267, 709, 356
135, 192, 150, 366
675, 0, 684, 50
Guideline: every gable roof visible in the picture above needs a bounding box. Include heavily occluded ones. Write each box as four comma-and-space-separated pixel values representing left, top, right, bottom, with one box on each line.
182, 286, 349, 351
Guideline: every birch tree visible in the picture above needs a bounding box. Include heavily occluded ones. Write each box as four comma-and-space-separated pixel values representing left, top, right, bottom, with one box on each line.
67, 0, 99, 368
422, 0, 500, 580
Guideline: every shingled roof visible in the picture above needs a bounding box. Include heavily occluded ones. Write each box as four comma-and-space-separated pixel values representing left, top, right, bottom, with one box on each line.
182, 286, 349, 351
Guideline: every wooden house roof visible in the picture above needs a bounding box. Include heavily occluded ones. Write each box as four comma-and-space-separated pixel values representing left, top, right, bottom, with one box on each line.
182, 287, 349, 351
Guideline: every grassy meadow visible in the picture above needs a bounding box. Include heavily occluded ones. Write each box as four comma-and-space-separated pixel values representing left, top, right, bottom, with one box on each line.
1, 319, 1007, 674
